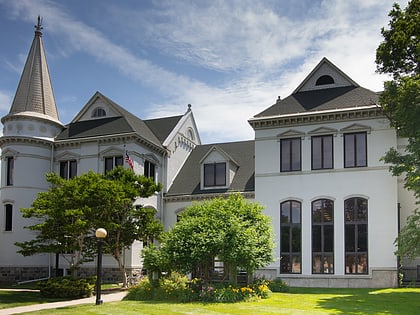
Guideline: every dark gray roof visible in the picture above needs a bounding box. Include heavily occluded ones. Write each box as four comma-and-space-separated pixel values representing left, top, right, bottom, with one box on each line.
144, 115, 183, 143
254, 86, 379, 118
55, 116, 133, 139
166, 140, 254, 196
55, 93, 182, 151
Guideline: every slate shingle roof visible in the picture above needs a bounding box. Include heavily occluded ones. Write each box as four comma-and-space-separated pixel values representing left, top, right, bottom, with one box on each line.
7, 23, 59, 122
55, 93, 183, 151
144, 115, 183, 143
254, 86, 379, 118
166, 140, 255, 196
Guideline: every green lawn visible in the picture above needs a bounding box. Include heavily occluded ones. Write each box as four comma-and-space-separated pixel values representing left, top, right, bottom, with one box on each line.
0, 289, 68, 309
2, 287, 418, 315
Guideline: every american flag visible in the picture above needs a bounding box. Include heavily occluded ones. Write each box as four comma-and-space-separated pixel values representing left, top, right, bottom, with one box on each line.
125, 151, 134, 170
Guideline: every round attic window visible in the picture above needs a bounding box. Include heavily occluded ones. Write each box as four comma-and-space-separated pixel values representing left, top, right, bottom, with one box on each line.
92, 107, 106, 118
315, 75, 334, 86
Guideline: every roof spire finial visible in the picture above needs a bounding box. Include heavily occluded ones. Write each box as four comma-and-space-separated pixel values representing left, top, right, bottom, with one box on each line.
35, 15, 43, 34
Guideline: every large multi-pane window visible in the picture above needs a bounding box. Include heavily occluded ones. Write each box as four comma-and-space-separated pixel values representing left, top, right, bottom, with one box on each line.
59, 160, 77, 179
312, 135, 333, 170
6, 157, 14, 186
280, 200, 302, 273
344, 132, 367, 168
104, 156, 123, 173
144, 160, 156, 181
204, 162, 226, 187
312, 199, 334, 274
345, 197, 368, 274
4, 204, 13, 231
280, 138, 301, 172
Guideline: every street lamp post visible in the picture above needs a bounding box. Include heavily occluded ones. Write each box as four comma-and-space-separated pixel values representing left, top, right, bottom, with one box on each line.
95, 228, 107, 305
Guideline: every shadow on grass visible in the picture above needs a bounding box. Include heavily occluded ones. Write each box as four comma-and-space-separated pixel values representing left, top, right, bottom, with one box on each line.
298, 288, 420, 315
0, 290, 69, 309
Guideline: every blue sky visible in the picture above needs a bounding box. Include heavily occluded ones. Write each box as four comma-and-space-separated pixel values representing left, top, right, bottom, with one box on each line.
0, 0, 406, 144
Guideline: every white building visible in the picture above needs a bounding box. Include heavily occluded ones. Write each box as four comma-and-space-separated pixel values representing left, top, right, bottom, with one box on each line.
0, 21, 417, 287
248, 58, 417, 287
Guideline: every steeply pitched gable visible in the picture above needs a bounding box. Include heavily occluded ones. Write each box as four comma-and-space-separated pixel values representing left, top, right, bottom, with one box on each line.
56, 92, 163, 150
253, 58, 379, 119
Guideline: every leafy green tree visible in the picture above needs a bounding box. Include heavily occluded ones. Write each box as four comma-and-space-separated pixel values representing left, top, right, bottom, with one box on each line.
16, 172, 107, 275
99, 167, 162, 287
376, 0, 420, 197
376, 0, 420, 259
150, 194, 274, 284
16, 168, 163, 285
395, 209, 420, 259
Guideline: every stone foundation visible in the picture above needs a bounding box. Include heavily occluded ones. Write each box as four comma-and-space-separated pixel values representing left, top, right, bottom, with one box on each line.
0, 266, 141, 284
0, 267, 49, 284
255, 268, 398, 288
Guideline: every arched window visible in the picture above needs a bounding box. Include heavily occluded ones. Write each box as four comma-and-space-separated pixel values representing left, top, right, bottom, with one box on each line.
187, 128, 195, 140
280, 200, 302, 273
312, 199, 334, 274
92, 107, 106, 118
316, 75, 334, 86
344, 197, 368, 274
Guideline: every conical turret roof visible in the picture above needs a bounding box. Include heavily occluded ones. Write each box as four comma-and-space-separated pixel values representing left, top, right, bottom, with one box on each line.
7, 17, 59, 122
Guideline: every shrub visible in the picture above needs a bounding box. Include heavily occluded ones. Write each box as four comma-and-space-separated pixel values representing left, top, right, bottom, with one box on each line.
125, 272, 197, 302
124, 277, 154, 300
125, 273, 273, 303
38, 276, 96, 298
267, 278, 289, 292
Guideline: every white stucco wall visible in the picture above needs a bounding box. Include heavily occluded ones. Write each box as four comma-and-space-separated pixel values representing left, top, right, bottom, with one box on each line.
254, 117, 400, 278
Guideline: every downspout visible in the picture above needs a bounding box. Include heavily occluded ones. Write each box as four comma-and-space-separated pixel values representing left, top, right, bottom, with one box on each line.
397, 202, 401, 287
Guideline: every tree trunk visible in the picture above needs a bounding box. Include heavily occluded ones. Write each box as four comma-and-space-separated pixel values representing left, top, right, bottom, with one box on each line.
113, 248, 128, 288
227, 263, 237, 285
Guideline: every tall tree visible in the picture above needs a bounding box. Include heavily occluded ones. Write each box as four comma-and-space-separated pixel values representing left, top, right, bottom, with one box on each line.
375, 0, 420, 258
100, 167, 162, 287
376, 0, 420, 197
149, 194, 274, 284
16, 168, 163, 285
16, 172, 107, 275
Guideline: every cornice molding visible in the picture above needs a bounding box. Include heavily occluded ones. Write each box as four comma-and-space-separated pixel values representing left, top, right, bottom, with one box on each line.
0, 136, 53, 147
249, 107, 384, 130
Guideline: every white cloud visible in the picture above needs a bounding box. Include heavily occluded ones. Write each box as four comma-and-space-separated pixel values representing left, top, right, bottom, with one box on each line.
0, 90, 12, 112
1, 0, 405, 143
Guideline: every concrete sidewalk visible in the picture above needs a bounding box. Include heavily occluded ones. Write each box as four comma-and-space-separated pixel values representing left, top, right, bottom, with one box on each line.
0, 291, 127, 315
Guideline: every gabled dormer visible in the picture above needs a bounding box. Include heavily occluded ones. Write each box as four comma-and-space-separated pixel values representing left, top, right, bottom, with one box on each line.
200, 145, 239, 190
166, 141, 254, 199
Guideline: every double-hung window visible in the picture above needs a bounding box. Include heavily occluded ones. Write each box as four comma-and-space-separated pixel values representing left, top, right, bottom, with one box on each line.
104, 156, 123, 173
144, 160, 156, 181
312, 135, 333, 170
280, 138, 301, 172
59, 160, 77, 179
204, 162, 226, 187
344, 132, 367, 168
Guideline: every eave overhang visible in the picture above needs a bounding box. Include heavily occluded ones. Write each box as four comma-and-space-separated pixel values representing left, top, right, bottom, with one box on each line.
248, 105, 384, 130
